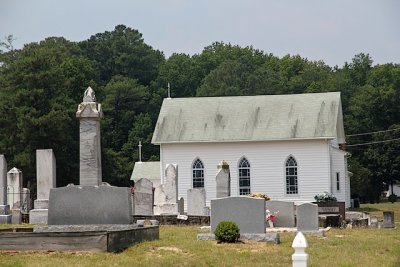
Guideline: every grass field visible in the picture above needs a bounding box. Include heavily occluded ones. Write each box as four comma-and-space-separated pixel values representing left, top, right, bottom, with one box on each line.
0, 202, 399, 267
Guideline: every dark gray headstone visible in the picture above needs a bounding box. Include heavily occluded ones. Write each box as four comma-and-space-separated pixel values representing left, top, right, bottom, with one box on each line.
211, 197, 266, 233
178, 197, 184, 215
265, 200, 295, 227
383, 211, 395, 228
296, 203, 319, 231
48, 185, 132, 225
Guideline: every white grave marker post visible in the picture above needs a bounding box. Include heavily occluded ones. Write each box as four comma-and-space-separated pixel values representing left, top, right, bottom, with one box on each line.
292, 232, 308, 267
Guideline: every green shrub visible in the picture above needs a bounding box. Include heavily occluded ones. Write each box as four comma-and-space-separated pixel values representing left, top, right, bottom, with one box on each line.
388, 194, 398, 203
214, 221, 240, 243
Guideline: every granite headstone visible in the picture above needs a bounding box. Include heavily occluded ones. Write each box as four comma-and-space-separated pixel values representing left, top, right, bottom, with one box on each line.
211, 197, 266, 233
48, 185, 133, 225
296, 203, 319, 231
265, 200, 295, 227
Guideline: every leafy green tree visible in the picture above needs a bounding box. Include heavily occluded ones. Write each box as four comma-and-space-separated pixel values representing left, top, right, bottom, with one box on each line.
79, 25, 164, 85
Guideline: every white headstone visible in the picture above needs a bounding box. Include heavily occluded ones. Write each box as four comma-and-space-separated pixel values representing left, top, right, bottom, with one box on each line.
76, 87, 103, 186
7, 167, 22, 209
164, 164, 178, 204
216, 161, 230, 198
36, 149, 56, 201
133, 178, 154, 215
297, 203, 319, 231
187, 188, 207, 216
30, 149, 57, 224
153, 164, 179, 215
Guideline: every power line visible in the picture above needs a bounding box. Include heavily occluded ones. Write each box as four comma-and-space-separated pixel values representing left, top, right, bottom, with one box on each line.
346, 127, 400, 137
347, 137, 400, 147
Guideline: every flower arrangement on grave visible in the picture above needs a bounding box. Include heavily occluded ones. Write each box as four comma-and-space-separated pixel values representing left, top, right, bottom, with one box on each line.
314, 191, 337, 202
248, 193, 270, 201
266, 209, 279, 227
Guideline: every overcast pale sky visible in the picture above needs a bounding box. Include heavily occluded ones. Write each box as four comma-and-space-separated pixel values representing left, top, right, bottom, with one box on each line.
1, 0, 399, 67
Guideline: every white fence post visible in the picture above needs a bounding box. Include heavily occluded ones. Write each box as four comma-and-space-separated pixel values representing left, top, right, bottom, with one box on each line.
292, 232, 308, 267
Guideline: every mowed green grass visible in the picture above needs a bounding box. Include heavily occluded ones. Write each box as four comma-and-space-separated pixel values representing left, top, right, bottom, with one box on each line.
0, 202, 399, 267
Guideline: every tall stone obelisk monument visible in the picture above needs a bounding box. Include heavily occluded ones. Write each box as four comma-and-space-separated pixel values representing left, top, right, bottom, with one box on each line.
76, 87, 103, 186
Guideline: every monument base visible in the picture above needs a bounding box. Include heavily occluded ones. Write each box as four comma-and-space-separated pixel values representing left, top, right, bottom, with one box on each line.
0, 215, 11, 224
34, 199, 49, 209
154, 204, 178, 215
29, 209, 48, 224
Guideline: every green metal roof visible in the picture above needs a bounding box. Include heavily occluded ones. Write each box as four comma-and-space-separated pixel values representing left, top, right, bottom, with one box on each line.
130, 161, 160, 184
151, 92, 345, 144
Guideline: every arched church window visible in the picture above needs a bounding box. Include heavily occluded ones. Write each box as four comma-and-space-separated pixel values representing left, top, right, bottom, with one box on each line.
192, 158, 204, 188
238, 157, 251, 195
286, 156, 298, 194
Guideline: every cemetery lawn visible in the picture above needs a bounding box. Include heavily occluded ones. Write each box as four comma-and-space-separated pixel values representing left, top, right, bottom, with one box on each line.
0, 202, 399, 267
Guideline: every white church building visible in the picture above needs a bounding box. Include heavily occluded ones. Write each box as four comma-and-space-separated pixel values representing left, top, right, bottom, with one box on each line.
151, 92, 351, 208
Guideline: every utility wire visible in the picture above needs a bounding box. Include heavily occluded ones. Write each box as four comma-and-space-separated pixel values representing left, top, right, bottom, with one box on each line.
346, 127, 400, 137
347, 137, 400, 147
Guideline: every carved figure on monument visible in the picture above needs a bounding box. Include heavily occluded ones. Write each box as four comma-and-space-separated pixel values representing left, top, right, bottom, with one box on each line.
83, 86, 96, 102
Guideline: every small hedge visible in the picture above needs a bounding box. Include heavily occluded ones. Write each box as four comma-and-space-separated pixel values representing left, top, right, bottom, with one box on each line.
214, 221, 240, 243
388, 194, 398, 203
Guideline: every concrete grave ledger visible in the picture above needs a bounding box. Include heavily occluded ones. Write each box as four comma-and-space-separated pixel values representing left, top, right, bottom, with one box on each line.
48, 185, 133, 225
211, 197, 266, 234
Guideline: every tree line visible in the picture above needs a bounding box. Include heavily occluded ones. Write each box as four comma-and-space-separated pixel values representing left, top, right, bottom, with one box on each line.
0, 25, 399, 202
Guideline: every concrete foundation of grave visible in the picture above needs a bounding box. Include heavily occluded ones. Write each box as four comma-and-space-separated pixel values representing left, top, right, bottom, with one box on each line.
197, 233, 280, 244
29, 209, 48, 224
0, 215, 11, 224
0, 224, 159, 252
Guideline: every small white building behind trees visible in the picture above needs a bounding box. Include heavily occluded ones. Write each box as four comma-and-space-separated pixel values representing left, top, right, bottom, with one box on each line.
151, 92, 351, 208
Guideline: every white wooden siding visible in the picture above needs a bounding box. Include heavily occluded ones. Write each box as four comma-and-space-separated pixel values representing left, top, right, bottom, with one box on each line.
330, 146, 349, 207
160, 139, 331, 209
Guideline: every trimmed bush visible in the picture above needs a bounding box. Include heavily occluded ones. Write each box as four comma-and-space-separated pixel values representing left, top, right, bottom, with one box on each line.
388, 194, 398, 203
214, 221, 240, 243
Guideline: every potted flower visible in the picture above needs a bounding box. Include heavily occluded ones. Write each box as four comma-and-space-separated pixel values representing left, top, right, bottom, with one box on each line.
266, 209, 279, 227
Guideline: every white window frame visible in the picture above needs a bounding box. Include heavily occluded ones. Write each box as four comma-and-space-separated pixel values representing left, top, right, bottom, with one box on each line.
336, 172, 340, 192
238, 157, 251, 195
192, 158, 205, 188
285, 155, 299, 195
